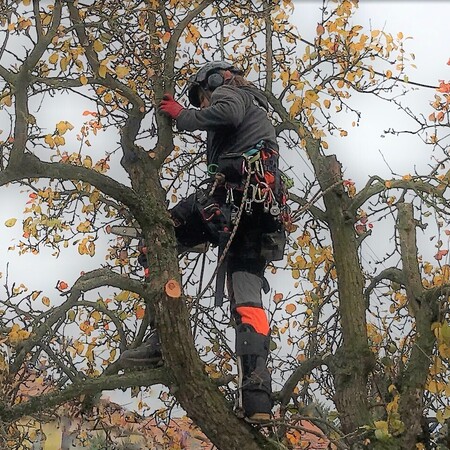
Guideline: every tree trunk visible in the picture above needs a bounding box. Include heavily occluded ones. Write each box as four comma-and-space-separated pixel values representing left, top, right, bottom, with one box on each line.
139, 174, 278, 450
311, 150, 374, 433
396, 203, 437, 448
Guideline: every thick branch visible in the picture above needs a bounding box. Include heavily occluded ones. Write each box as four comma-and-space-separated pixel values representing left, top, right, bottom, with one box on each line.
397, 202, 423, 315
276, 356, 327, 407
2, 153, 146, 222
351, 177, 447, 213
289, 191, 327, 222
3, 368, 169, 422
364, 267, 405, 302
11, 268, 152, 373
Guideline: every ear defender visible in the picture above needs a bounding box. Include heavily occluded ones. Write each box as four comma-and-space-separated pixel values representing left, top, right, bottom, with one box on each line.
206, 72, 224, 90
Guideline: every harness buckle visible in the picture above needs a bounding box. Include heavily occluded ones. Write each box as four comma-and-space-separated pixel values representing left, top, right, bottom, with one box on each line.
270, 204, 281, 216
230, 205, 239, 225
245, 199, 253, 215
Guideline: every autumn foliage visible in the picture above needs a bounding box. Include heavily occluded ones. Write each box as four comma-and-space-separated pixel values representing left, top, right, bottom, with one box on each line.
0, 1, 450, 449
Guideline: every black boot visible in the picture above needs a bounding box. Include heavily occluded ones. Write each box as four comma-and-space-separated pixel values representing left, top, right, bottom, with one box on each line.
117, 333, 162, 368
235, 324, 272, 423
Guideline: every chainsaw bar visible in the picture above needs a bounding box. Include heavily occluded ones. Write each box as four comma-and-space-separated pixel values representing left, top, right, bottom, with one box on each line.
109, 225, 141, 238
109, 225, 209, 254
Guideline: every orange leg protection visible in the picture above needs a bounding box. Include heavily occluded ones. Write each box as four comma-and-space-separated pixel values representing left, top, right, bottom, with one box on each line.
235, 306, 270, 335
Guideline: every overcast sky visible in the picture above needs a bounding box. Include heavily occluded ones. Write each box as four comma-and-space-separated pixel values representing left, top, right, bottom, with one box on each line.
292, 1, 450, 185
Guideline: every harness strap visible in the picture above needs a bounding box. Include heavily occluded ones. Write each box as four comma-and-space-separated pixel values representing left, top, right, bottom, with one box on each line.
214, 230, 230, 307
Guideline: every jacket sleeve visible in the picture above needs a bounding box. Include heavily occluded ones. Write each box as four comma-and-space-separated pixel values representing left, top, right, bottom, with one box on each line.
176, 86, 247, 132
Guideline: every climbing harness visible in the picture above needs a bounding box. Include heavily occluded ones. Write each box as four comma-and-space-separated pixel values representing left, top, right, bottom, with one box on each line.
196, 141, 290, 307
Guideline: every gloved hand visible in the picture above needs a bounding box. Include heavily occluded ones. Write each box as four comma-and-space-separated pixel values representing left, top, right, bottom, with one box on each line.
159, 94, 184, 119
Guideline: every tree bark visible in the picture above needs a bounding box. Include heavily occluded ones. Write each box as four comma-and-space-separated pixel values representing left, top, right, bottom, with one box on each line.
309, 147, 374, 433
396, 203, 437, 448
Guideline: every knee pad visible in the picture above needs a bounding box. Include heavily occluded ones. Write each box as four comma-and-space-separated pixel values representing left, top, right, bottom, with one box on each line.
235, 324, 270, 359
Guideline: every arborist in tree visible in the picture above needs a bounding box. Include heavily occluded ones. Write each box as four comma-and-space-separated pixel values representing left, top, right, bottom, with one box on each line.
119, 61, 288, 424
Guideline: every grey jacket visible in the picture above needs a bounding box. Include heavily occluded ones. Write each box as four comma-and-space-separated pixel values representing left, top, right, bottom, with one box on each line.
176, 84, 278, 166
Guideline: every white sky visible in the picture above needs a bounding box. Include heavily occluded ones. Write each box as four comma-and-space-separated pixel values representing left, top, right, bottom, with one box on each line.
292, 1, 450, 185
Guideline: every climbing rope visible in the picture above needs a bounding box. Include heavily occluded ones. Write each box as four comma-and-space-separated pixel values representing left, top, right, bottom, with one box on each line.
196, 165, 253, 303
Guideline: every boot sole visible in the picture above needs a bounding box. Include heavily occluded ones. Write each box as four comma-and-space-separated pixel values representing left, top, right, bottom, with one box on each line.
244, 413, 271, 424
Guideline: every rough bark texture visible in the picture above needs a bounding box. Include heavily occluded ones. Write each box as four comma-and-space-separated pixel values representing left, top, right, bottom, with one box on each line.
396, 203, 437, 448
123, 158, 278, 450
305, 141, 374, 433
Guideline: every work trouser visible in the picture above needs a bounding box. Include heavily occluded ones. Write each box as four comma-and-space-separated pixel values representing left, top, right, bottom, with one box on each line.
171, 190, 273, 416
226, 221, 272, 417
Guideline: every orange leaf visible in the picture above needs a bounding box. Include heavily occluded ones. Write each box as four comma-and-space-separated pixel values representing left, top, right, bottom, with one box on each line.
273, 292, 283, 303
285, 303, 297, 314
58, 280, 69, 290
135, 305, 145, 319
435, 249, 449, 261
165, 280, 181, 298
438, 80, 450, 93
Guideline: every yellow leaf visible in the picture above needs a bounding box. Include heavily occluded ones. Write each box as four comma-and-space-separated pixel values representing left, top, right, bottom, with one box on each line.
441, 321, 450, 345
103, 92, 113, 103
289, 97, 302, 118
115, 65, 130, 79
385, 180, 392, 188
78, 241, 87, 255
386, 70, 392, 79
98, 64, 107, 78
42, 296, 50, 306
76, 221, 91, 233
5, 218, 17, 227
91, 311, 101, 322
374, 420, 391, 440
2, 95, 12, 107
56, 120, 73, 135
304, 90, 319, 105
397, 31, 403, 40
86, 343, 95, 362
83, 155, 93, 168
49, 53, 59, 64
53, 135, 65, 146
80, 74, 88, 85
115, 291, 130, 302
87, 241, 95, 257
44, 134, 55, 148
60, 56, 69, 71
23, 0, 31, 5
93, 40, 104, 53
323, 99, 331, 109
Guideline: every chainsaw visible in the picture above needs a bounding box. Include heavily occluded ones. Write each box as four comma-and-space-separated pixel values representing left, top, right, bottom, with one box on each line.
108, 225, 209, 254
